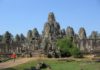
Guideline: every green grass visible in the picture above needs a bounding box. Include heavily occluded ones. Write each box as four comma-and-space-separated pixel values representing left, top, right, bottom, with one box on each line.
0, 55, 12, 63
2, 59, 100, 70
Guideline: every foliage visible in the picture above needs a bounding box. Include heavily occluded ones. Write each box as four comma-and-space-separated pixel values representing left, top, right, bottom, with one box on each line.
70, 44, 83, 58
56, 36, 82, 58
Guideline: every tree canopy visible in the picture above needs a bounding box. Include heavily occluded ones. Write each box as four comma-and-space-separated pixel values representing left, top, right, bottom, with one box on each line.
56, 37, 82, 58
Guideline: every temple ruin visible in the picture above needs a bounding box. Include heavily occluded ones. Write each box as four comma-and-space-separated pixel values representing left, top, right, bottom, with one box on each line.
0, 12, 100, 56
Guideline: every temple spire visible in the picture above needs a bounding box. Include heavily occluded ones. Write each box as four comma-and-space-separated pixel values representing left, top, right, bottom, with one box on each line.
48, 12, 55, 22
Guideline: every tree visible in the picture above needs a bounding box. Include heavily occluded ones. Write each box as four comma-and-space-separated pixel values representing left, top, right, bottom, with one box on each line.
56, 37, 73, 57
70, 44, 83, 58
56, 36, 82, 58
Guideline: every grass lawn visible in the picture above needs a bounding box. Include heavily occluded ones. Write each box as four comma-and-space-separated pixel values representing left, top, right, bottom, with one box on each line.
2, 59, 100, 70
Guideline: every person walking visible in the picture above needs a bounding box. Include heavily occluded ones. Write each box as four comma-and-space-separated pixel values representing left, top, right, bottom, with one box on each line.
11, 52, 16, 62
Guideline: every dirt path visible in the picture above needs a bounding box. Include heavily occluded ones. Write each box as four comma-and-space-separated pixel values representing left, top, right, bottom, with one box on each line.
0, 58, 34, 69
0, 57, 92, 69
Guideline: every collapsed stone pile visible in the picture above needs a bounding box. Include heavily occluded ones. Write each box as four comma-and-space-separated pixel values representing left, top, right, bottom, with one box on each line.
24, 62, 51, 70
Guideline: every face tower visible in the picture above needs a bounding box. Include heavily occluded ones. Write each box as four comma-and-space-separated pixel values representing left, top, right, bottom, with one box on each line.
42, 12, 61, 52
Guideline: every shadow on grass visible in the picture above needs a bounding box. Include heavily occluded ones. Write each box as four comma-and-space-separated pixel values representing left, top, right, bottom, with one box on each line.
1, 68, 16, 70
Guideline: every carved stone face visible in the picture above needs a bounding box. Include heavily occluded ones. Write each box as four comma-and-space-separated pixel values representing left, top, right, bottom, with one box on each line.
48, 12, 55, 22
44, 23, 50, 38
43, 12, 60, 38
79, 27, 86, 39
91, 31, 97, 39
66, 26, 74, 37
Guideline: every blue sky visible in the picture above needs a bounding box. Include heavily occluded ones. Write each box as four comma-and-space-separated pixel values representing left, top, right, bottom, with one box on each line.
0, 0, 100, 36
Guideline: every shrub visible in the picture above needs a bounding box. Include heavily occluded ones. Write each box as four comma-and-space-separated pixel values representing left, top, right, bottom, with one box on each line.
56, 36, 83, 58
70, 45, 83, 58
56, 37, 72, 57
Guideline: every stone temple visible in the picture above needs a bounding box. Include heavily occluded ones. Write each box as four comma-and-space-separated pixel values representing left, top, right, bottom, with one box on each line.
41, 12, 61, 53
0, 12, 100, 56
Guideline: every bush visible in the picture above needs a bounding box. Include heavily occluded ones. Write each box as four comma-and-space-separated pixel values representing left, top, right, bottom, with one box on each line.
56, 37, 72, 57
70, 46, 83, 58
56, 36, 83, 58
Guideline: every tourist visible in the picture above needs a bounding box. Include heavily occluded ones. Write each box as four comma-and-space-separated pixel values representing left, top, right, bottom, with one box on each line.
11, 52, 16, 62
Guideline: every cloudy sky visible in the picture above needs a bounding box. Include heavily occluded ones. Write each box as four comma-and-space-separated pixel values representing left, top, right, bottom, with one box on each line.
0, 0, 100, 36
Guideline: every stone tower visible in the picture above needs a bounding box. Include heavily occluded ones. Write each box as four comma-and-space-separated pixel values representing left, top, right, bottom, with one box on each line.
43, 12, 60, 40
42, 12, 61, 52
